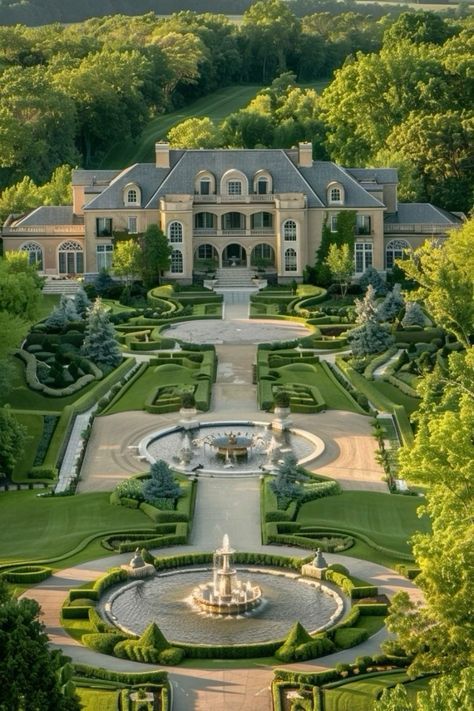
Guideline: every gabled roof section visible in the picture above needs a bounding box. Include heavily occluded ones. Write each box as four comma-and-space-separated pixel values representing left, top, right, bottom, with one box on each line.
299, 162, 386, 208
145, 149, 324, 207
13, 206, 76, 226
84, 164, 171, 210
385, 203, 463, 225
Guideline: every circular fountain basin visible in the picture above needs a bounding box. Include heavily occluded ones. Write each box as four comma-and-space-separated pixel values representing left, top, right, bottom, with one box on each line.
99, 567, 345, 645
138, 420, 324, 475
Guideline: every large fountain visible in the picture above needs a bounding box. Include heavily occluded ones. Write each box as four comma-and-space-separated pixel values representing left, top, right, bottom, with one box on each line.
139, 420, 325, 475
191, 535, 262, 614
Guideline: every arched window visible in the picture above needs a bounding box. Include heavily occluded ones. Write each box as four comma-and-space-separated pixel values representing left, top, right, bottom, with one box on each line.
58, 241, 84, 275
327, 182, 344, 205
284, 248, 297, 272
168, 221, 183, 243
221, 169, 248, 196
386, 239, 410, 270
123, 183, 141, 206
170, 249, 183, 273
196, 244, 217, 260
20, 242, 43, 269
283, 220, 297, 241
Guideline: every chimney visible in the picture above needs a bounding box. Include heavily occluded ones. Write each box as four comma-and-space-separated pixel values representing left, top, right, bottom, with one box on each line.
298, 142, 313, 168
155, 141, 170, 169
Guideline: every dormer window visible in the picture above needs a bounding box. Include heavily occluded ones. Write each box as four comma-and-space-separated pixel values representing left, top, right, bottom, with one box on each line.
227, 180, 242, 196
200, 179, 210, 195
124, 183, 141, 207
253, 170, 272, 195
327, 182, 344, 205
195, 171, 216, 196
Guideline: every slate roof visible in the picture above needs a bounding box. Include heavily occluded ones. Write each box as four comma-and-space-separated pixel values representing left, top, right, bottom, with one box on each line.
299, 162, 385, 208
13, 206, 78, 226
145, 149, 325, 208
385, 203, 462, 225
72, 170, 120, 186
346, 168, 398, 184
83, 164, 171, 210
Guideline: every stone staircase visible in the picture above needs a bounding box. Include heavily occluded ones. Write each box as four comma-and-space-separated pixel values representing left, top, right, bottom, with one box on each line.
42, 278, 81, 295
214, 267, 256, 288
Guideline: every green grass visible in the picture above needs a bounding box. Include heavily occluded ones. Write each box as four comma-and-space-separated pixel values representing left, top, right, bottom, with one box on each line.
0, 491, 152, 564
323, 672, 409, 711
11, 412, 44, 482
76, 687, 119, 711
371, 380, 420, 415
1, 358, 98, 410
297, 492, 430, 556
355, 615, 385, 637
99, 84, 264, 168
102, 365, 157, 413
35, 294, 60, 322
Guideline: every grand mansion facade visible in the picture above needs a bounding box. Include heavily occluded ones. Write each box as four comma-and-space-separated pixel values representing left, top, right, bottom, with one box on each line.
2, 142, 463, 283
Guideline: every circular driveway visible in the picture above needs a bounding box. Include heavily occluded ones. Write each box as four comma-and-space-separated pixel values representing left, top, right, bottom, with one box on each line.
162, 318, 312, 344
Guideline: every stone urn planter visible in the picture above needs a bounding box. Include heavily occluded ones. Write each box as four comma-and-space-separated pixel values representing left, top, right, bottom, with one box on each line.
272, 391, 292, 431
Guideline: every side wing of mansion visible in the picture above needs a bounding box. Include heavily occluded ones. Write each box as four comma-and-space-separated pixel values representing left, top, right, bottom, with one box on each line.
2, 142, 463, 283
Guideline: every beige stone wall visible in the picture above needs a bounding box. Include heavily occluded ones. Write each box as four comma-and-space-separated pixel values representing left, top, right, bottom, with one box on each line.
2, 234, 84, 274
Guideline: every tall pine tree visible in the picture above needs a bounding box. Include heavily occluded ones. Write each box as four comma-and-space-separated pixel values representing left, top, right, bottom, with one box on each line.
81, 298, 122, 368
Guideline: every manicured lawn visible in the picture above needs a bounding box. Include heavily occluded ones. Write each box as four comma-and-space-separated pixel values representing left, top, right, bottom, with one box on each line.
103, 364, 156, 413
371, 380, 419, 415
1, 358, 97, 410
76, 687, 119, 711
274, 360, 361, 413
35, 293, 60, 322
0, 491, 152, 563
11, 412, 44, 481
297, 492, 430, 556
323, 672, 409, 711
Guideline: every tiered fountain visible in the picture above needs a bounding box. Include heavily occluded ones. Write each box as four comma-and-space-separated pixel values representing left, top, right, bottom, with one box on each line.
191, 535, 262, 614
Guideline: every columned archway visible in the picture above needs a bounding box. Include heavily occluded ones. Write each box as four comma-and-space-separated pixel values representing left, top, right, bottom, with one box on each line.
194, 244, 219, 271
222, 244, 247, 267
250, 243, 275, 268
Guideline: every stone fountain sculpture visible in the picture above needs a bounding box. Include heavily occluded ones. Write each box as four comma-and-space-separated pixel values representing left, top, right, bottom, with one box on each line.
192, 534, 262, 614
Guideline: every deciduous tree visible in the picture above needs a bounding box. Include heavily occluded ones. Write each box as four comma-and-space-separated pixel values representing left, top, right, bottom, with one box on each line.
325, 243, 353, 297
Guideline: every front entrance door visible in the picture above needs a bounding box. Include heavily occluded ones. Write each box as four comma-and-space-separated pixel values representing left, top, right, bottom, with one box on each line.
222, 244, 247, 267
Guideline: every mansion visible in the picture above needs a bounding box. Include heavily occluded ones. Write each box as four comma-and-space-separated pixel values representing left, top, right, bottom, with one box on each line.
2, 142, 463, 283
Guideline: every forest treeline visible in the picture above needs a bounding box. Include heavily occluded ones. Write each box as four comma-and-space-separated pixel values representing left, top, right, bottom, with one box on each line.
0, 0, 463, 26
0, 1, 472, 215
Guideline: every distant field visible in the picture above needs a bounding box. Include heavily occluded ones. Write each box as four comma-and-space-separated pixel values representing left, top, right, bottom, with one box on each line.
99, 80, 328, 168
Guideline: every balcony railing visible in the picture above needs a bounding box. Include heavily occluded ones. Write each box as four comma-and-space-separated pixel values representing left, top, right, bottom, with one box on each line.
3, 224, 84, 235
193, 228, 276, 237
384, 223, 452, 235
193, 194, 275, 204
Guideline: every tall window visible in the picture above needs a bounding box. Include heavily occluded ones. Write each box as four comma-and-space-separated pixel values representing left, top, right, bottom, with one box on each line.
284, 248, 297, 272
96, 217, 112, 237
251, 212, 273, 229
197, 244, 216, 260
227, 180, 242, 195
58, 241, 84, 274
96, 244, 113, 271
128, 216, 137, 234
355, 242, 373, 273
194, 212, 216, 229
356, 215, 371, 235
257, 177, 268, 195
168, 221, 183, 243
200, 179, 210, 195
330, 215, 338, 233
222, 212, 245, 230
127, 189, 137, 204
20, 242, 43, 269
386, 239, 410, 270
170, 249, 183, 273
283, 220, 297, 241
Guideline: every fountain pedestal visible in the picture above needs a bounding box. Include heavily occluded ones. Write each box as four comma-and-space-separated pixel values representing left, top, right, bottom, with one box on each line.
272, 407, 292, 432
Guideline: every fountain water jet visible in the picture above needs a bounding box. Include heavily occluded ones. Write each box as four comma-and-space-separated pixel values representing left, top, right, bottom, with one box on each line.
191, 534, 262, 614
